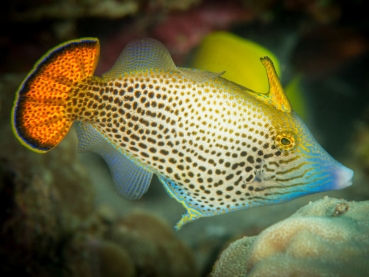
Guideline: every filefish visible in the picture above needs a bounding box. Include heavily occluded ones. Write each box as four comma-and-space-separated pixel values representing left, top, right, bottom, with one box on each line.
12, 37, 353, 229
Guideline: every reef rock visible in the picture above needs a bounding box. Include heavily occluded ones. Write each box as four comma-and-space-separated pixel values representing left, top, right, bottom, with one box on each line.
106, 211, 199, 277
211, 197, 369, 277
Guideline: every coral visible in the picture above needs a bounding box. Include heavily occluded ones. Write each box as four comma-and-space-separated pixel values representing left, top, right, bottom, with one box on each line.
106, 211, 199, 277
211, 197, 369, 277
88, 239, 135, 277
152, 0, 256, 57
8, 0, 139, 20
62, 237, 136, 277
6, 0, 202, 21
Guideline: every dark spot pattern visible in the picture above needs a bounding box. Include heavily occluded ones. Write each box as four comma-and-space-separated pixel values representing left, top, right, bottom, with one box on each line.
67, 69, 299, 216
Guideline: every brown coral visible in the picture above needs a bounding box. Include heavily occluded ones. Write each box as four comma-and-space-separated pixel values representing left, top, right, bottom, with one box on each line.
106, 211, 199, 277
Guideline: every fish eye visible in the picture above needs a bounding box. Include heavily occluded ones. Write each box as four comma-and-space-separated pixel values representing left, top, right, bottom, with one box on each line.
275, 132, 296, 151
281, 138, 290, 145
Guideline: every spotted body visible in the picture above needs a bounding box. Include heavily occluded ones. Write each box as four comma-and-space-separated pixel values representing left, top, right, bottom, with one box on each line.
12, 38, 353, 229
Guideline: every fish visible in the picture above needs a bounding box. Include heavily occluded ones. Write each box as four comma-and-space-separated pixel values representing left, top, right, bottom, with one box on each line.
192, 31, 307, 120
11, 37, 353, 230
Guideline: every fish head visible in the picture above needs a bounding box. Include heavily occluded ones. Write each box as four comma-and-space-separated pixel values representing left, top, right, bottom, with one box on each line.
256, 110, 353, 202
242, 56, 353, 205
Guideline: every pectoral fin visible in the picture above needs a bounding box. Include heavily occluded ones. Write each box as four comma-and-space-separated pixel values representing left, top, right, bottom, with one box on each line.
76, 122, 153, 200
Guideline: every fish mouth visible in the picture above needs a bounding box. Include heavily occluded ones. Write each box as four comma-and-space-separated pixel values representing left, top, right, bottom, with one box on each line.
333, 165, 354, 190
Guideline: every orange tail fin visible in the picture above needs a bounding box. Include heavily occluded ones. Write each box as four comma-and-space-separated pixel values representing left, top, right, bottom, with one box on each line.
12, 38, 100, 153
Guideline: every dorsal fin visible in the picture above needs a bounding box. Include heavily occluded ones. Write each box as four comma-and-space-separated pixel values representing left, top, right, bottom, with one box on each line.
178, 68, 225, 82
102, 38, 224, 83
103, 38, 178, 79
259, 57, 292, 113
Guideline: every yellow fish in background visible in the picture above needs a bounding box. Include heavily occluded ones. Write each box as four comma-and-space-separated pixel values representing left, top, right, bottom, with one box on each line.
12, 37, 353, 230
193, 31, 307, 120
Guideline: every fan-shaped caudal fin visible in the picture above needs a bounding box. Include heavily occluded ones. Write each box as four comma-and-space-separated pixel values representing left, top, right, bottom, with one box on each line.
11, 38, 100, 153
